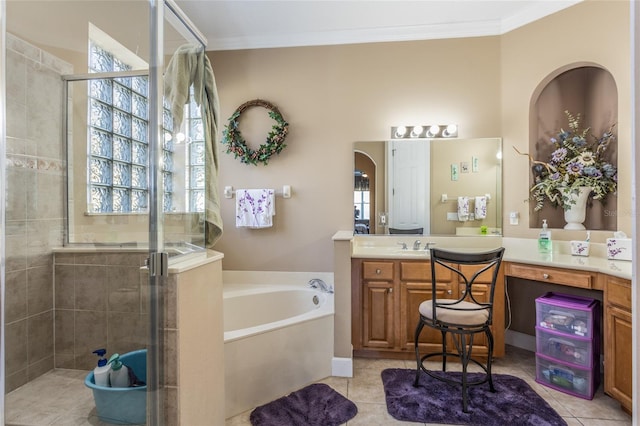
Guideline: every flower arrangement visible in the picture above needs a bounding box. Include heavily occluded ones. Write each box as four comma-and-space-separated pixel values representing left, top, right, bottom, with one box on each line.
517, 110, 617, 211
222, 99, 289, 166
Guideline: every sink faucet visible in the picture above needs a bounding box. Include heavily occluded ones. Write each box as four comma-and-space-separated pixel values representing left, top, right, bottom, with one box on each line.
308, 278, 333, 293
413, 240, 421, 250
423, 242, 436, 250
397, 242, 408, 250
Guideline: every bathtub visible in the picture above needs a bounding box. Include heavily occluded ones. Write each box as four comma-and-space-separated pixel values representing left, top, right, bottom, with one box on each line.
222, 271, 334, 418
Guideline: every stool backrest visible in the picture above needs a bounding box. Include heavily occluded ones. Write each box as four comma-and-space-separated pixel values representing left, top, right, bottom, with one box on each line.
429, 247, 505, 324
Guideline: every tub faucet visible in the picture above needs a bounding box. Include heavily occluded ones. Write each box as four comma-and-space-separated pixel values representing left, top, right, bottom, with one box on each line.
308, 278, 333, 293
413, 240, 421, 250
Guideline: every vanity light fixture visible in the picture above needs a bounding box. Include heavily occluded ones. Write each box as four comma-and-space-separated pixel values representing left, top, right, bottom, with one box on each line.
390, 124, 458, 139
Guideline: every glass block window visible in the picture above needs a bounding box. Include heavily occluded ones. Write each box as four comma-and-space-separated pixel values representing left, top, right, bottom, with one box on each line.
88, 41, 174, 213
185, 93, 205, 212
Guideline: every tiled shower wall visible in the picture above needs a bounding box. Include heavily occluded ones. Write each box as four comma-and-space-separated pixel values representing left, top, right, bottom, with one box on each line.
53, 251, 149, 371
4, 34, 71, 392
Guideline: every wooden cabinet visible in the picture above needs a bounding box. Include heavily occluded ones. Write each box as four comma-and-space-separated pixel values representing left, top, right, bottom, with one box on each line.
505, 262, 597, 289
604, 275, 632, 414
503, 261, 632, 414
352, 258, 505, 359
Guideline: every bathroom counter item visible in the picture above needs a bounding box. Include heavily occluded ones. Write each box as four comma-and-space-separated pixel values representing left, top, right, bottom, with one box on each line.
85, 349, 147, 425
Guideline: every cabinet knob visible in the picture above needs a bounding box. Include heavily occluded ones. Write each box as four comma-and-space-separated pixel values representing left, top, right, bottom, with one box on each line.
447, 289, 453, 295
376, 269, 381, 274
542, 273, 549, 279
388, 288, 393, 294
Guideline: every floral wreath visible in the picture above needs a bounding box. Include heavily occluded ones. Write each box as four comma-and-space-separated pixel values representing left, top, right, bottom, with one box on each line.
221, 99, 289, 166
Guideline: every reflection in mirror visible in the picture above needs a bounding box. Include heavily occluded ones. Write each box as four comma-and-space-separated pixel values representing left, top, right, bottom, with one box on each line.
354, 138, 502, 236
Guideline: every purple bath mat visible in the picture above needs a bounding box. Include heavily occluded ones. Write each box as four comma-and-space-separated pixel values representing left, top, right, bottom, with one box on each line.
382, 368, 567, 426
250, 383, 357, 426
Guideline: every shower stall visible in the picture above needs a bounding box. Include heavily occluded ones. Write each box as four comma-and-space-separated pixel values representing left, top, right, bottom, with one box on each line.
1, 1, 219, 424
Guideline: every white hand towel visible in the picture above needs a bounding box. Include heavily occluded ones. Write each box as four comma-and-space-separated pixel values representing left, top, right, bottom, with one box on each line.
236, 189, 275, 228
457, 197, 469, 221
474, 196, 487, 219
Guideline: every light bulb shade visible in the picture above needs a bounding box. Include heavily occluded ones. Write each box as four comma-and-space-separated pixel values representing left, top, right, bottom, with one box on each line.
442, 124, 458, 137
426, 125, 440, 137
410, 126, 423, 137
394, 126, 407, 138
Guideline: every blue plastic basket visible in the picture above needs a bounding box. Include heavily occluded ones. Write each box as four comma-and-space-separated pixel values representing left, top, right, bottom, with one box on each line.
85, 349, 147, 425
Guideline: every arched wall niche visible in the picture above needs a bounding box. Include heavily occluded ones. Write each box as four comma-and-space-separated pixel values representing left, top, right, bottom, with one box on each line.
528, 63, 618, 230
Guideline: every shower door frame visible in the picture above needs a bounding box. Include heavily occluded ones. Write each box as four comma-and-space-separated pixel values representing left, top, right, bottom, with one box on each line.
148, 1, 209, 424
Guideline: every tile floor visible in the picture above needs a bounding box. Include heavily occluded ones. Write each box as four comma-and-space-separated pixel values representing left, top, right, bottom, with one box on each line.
4, 345, 633, 425
226, 346, 632, 426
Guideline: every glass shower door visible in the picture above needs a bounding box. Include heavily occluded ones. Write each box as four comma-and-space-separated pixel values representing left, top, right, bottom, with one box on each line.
2, 0, 207, 424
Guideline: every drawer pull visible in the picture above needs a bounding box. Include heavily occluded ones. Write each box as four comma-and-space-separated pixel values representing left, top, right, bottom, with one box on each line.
376, 269, 381, 274
542, 273, 549, 279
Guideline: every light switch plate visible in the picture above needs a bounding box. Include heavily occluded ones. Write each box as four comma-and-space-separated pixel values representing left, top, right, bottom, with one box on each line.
509, 211, 519, 225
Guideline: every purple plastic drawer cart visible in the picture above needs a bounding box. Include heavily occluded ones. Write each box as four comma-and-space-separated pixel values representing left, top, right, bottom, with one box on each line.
535, 292, 600, 399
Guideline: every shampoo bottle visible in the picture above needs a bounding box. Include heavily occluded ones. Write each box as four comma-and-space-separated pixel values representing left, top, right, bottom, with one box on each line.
108, 353, 130, 388
92, 348, 111, 387
538, 219, 552, 254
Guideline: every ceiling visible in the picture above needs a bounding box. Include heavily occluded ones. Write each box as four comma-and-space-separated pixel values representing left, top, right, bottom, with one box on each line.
175, 0, 583, 51
5, 0, 582, 56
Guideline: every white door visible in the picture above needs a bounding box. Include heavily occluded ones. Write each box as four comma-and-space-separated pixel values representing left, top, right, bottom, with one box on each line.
387, 139, 430, 233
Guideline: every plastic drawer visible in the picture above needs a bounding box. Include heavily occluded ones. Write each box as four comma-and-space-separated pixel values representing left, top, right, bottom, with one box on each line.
535, 292, 599, 338
536, 353, 599, 400
535, 327, 595, 368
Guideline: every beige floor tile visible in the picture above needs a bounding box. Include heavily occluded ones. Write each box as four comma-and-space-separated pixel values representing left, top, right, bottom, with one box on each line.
346, 401, 424, 426
5, 345, 631, 426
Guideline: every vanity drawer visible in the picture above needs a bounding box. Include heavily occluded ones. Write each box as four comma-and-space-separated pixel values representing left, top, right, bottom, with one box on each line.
507, 263, 593, 289
400, 262, 453, 282
362, 261, 394, 280
606, 276, 631, 310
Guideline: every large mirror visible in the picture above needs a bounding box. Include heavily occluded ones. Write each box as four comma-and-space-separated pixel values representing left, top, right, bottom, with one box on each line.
354, 138, 502, 236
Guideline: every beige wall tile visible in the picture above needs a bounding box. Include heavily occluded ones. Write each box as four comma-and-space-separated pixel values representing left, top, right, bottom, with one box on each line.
5, 269, 27, 323
54, 264, 75, 309
75, 265, 108, 311
26, 265, 53, 315
27, 311, 54, 365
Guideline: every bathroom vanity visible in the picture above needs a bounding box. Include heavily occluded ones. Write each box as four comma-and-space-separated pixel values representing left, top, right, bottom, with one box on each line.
351, 257, 505, 359
349, 235, 632, 413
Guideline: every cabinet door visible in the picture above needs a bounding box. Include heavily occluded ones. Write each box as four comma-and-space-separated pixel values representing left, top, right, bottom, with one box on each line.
362, 281, 395, 348
400, 280, 455, 352
605, 304, 632, 412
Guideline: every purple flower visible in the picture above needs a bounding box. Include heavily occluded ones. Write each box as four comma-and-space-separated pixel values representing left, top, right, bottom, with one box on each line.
566, 161, 584, 176
550, 148, 567, 163
550, 172, 561, 181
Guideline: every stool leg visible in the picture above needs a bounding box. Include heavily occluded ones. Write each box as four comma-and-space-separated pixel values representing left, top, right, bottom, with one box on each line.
441, 329, 447, 371
413, 320, 425, 387
459, 334, 470, 413
485, 327, 496, 392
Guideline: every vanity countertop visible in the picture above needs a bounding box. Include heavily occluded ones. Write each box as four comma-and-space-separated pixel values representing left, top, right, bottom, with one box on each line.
348, 235, 632, 281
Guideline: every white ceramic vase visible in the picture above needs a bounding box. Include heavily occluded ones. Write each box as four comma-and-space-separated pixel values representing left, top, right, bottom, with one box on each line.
561, 186, 591, 230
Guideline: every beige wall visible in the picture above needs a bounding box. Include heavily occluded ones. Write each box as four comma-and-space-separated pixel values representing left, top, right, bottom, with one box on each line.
210, 36, 502, 271
210, 0, 630, 272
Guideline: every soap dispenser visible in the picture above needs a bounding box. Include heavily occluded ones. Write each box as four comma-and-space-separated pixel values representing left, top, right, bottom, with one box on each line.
538, 219, 552, 254
92, 348, 111, 387
108, 353, 130, 388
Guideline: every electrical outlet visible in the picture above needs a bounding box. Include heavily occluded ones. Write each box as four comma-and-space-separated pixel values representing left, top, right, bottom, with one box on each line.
447, 212, 458, 221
